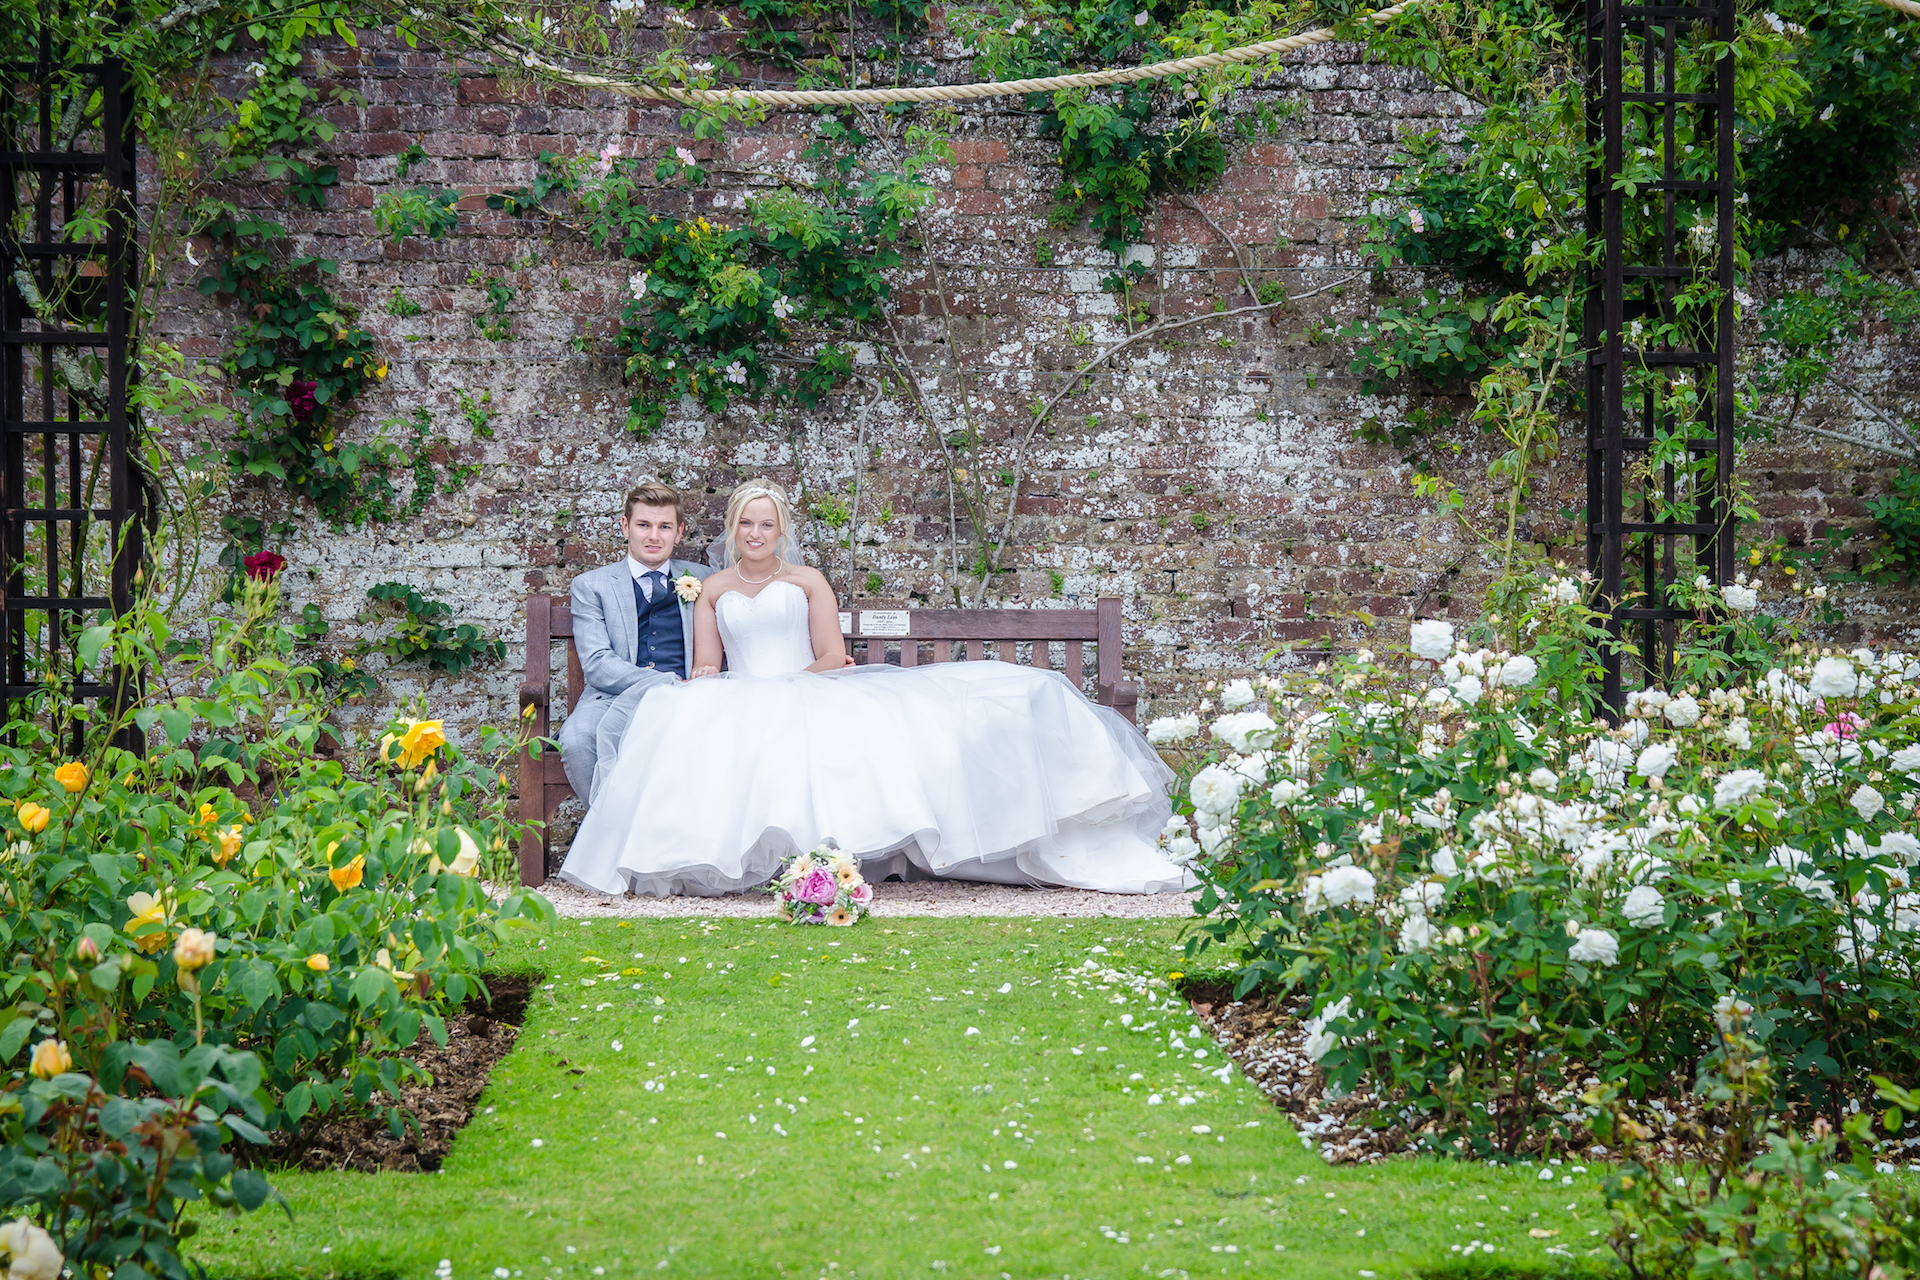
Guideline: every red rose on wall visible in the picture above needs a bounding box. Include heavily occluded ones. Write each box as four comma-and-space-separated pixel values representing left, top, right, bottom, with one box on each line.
288, 380, 318, 421
244, 551, 287, 581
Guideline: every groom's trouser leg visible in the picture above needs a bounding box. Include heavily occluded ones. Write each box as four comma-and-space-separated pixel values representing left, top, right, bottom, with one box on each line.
581, 671, 674, 805
557, 697, 608, 804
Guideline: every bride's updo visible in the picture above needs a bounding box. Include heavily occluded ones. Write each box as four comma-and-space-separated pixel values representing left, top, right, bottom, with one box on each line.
722, 479, 801, 568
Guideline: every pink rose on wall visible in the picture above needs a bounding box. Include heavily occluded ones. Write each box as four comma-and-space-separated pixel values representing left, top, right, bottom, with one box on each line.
797, 867, 838, 906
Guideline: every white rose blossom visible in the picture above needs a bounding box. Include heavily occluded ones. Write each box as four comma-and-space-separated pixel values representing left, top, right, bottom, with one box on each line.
1808, 656, 1858, 699
1299, 996, 1351, 1062
1321, 865, 1377, 908
1635, 743, 1678, 779
1268, 778, 1309, 808
1712, 994, 1753, 1032
1146, 714, 1200, 745
1875, 832, 1920, 866
1189, 764, 1247, 817
1398, 915, 1436, 954
1409, 620, 1454, 661
1220, 679, 1256, 710
1664, 695, 1701, 728
1211, 711, 1279, 754
1723, 583, 1758, 612
1400, 880, 1445, 917
1569, 928, 1620, 966
1713, 769, 1767, 808
0, 1219, 62, 1280
1495, 654, 1539, 687
1621, 884, 1667, 928
1852, 784, 1886, 821
1892, 744, 1920, 778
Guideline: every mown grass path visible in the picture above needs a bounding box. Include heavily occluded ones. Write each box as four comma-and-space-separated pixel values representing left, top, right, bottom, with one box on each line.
195, 917, 1605, 1279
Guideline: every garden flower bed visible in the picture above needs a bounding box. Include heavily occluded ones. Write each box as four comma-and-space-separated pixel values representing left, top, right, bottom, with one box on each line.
253, 974, 536, 1173
1152, 572, 1920, 1274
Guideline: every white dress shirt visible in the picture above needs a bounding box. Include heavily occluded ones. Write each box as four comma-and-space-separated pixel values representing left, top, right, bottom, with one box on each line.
628, 555, 676, 601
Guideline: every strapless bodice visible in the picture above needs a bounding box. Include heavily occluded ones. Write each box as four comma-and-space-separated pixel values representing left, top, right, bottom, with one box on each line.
714, 580, 816, 677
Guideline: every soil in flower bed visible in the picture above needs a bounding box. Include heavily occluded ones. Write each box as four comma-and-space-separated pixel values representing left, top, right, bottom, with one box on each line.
1187, 984, 1737, 1167
258, 972, 536, 1174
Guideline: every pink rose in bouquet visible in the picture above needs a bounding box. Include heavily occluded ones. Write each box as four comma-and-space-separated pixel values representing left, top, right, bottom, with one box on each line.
851, 882, 873, 906
796, 867, 839, 906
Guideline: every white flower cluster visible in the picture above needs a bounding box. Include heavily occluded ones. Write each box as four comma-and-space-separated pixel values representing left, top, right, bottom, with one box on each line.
1300, 995, 1351, 1062
1171, 615, 1920, 999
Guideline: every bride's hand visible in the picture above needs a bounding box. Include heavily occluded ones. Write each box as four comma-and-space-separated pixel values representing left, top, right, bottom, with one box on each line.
689, 664, 720, 679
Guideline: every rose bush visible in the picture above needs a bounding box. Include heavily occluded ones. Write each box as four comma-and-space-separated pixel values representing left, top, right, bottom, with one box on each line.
1161, 570, 1920, 1158
0, 570, 553, 1269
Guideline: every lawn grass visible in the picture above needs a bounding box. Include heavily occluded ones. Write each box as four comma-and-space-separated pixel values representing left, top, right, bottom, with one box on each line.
193, 916, 1611, 1279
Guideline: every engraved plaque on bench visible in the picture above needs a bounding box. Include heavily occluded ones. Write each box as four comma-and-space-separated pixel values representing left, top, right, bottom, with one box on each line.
838, 611, 853, 634
859, 610, 911, 637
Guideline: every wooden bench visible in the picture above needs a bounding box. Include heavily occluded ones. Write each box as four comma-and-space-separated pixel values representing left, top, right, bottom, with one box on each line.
515, 595, 1138, 886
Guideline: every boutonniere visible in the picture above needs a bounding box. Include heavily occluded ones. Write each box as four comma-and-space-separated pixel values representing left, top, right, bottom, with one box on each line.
673, 573, 702, 604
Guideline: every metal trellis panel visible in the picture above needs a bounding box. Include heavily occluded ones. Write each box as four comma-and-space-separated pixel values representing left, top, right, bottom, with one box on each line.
1, 14, 141, 745
1585, 0, 1738, 713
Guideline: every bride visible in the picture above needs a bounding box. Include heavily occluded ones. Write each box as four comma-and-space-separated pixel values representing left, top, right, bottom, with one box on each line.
558, 480, 1189, 898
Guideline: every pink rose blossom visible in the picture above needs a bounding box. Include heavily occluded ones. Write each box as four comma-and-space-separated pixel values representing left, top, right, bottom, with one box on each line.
796, 867, 838, 906
851, 882, 873, 905
1825, 712, 1866, 739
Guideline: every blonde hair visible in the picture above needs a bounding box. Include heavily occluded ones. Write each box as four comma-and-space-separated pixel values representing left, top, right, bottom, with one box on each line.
723, 479, 796, 567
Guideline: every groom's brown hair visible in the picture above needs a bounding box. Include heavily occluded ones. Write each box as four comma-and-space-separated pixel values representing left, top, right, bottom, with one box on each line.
624, 482, 686, 525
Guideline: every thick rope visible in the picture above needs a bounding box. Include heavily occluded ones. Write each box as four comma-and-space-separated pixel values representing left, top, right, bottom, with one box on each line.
468, 0, 1920, 106
484, 0, 1917, 108
476, 1, 1423, 106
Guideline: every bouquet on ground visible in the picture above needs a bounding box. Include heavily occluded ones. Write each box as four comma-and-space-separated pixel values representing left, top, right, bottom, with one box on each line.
773, 842, 872, 926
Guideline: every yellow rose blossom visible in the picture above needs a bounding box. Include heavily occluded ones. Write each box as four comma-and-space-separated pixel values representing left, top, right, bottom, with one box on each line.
16, 803, 49, 834
394, 720, 446, 769
53, 762, 86, 793
123, 891, 174, 954
306, 953, 331, 972
328, 854, 365, 892
28, 1039, 70, 1079
429, 827, 482, 876
196, 802, 218, 827
172, 928, 216, 971
374, 948, 416, 982
212, 825, 243, 867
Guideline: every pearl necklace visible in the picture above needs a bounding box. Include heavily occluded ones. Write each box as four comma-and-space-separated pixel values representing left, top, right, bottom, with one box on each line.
736, 559, 784, 585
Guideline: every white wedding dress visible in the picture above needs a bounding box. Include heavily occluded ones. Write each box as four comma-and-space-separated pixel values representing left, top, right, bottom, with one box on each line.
557, 580, 1188, 897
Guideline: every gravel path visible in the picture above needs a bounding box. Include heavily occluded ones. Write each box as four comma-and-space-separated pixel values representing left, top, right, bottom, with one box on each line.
529, 878, 1205, 919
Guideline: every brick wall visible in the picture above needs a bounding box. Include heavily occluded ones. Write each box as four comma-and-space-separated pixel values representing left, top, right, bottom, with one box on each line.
150, 20, 1920, 755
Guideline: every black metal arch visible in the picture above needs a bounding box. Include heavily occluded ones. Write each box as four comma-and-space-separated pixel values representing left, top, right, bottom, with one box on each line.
0, 16, 142, 745
1585, 0, 1739, 710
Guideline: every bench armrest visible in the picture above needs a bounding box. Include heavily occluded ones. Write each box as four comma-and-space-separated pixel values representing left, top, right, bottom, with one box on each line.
1095, 677, 1139, 723
518, 681, 549, 712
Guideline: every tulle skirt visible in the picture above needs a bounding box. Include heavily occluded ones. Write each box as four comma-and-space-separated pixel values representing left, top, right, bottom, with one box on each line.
557, 662, 1187, 897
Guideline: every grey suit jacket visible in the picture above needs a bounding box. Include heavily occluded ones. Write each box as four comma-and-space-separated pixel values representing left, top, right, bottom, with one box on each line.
558, 556, 713, 804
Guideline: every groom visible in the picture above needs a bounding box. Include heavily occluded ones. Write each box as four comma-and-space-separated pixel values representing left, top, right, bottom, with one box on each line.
558, 482, 713, 804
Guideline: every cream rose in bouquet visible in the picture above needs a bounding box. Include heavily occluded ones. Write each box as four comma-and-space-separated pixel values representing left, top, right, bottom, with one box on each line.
773, 842, 872, 926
